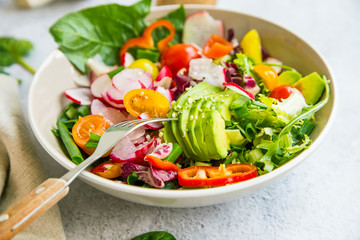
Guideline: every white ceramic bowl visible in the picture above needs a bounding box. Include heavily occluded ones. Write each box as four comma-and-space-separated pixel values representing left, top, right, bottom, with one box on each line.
28, 5, 336, 208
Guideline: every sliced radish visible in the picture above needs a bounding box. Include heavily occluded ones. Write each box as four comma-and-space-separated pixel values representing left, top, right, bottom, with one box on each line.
223, 82, 255, 100
101, 91, 125, 109
264, 57, 282, 74
91, 99, 127, 123
106, 86, 124, 104
155, 65, 173, 89
131, 135, 146, 146
154, 77, 172, 89
90, 74, 112, 99
111, 137, 155, 163
138, 113, 163, 130
112, 68, 153, 92
188, 58, 226, 88
64, 88, 92, 105
127, 126, 146, 143
87, 58, 117, 76
120, 52, 135, 68
183, 11, 224, 48
110, 136, 137, 162
154, 86, 173, 104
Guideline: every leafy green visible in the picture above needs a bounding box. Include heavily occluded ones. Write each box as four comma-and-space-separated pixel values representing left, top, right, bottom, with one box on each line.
233, 53, 254, 76
131, 231, 176, 240
151, 4, 186, 46
254, 76, 330, 172
0, 37, 35, 74
50, 0, 186, 73
49, 0, 152, 73
127, 172, 144, 186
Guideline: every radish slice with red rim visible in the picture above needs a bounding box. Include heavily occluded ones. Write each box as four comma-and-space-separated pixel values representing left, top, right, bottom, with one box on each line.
223, 82, 255, 99
183, 11, 224, 48
111, 137, 155, 162
120, 52, 135, 68
110, 136, 137, 162
138, 113, 163, 130
112, 68, 153, 92
91, 99, 127, 123
64, 88, 92, 105
90, 74, 112, 99
101, 91, 125, 109
154, 86, 173, 104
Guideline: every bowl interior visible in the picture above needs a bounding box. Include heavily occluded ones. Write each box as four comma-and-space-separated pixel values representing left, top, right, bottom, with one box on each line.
28, 5, 336, 207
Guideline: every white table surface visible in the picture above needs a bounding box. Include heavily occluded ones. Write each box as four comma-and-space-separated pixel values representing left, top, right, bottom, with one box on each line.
1, 0, 359, 239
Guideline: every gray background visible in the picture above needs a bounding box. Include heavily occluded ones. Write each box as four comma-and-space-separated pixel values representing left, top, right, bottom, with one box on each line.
1, 0, 359, 239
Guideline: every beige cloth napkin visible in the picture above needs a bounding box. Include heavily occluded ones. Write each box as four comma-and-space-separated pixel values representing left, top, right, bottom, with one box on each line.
0, 74, 66, 240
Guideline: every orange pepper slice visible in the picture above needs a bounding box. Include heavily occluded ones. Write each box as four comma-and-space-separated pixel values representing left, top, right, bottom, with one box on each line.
253, 64, 279, 91
203, 34, 233, 59
145, 155, 180, 171
120, 19, 175, 56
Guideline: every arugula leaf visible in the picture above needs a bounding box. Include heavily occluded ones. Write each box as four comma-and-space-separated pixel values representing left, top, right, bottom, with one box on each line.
49, 0, 152, 73
0, 37, 35, 74
131, 231, 176, 240
255, 76, 330, 172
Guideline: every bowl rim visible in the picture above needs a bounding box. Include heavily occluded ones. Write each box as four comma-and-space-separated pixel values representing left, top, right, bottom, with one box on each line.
28, 4, 337, 199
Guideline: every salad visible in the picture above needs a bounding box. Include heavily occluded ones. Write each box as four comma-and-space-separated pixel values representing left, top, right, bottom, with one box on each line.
51, 0, 329, 189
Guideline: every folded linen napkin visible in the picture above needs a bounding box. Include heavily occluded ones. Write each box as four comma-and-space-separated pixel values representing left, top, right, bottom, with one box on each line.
0, 74, 66, 240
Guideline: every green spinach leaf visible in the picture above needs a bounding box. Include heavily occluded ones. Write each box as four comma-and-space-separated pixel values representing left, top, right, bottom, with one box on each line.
152, 5, 186, 46
0, 37, 35, 74
49, 0, 152, 73
131, 231, 176, 240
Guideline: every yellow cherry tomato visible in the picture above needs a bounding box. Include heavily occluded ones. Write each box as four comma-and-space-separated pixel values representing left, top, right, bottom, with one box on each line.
253, 64, 279, 91
91, 161, 123, 179
128, 59, 159, 80
123, 89, 170, 118
240, 29, 262, 63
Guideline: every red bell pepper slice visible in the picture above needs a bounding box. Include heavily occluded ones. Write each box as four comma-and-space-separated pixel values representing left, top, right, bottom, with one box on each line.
203, 34, 233, 59
145, 155, 180, 171
120, 19, 175, 56
178, 163, 258, 187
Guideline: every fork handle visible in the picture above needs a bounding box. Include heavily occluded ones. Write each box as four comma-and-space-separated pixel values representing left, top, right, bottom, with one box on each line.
0, 178, 69, 240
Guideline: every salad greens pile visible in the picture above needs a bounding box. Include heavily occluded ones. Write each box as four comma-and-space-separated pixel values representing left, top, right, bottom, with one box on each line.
51, 0, 330, 189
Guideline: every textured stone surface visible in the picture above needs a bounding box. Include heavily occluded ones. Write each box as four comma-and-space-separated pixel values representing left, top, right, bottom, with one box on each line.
0, 0, 359, 239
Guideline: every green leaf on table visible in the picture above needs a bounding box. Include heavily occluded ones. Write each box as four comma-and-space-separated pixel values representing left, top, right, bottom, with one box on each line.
49, 0, 152, 73
0, 37, 35, 74
131, 231, 176, 240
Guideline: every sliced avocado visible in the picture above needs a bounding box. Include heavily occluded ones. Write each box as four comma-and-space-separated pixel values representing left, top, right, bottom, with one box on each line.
194, 101, 213, 161
178, 86, 222, 160
210, 89, 240, 120
203, 110, 230, 160
163, 121, 176, 143
168, 82, 211, 157
278, 71, 302, 86
188, 99, 204, 160
293, 72, 325, 105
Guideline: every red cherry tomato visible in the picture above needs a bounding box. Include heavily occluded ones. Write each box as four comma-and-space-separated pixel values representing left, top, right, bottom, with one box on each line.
161, 44, 201, 75
269, 85, 293, 101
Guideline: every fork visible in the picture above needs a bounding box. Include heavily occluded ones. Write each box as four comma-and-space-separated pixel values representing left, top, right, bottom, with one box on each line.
0, 117, 177, 240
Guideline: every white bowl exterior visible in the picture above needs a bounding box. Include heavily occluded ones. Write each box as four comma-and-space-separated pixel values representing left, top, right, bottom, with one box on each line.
28, 5, 336, 208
